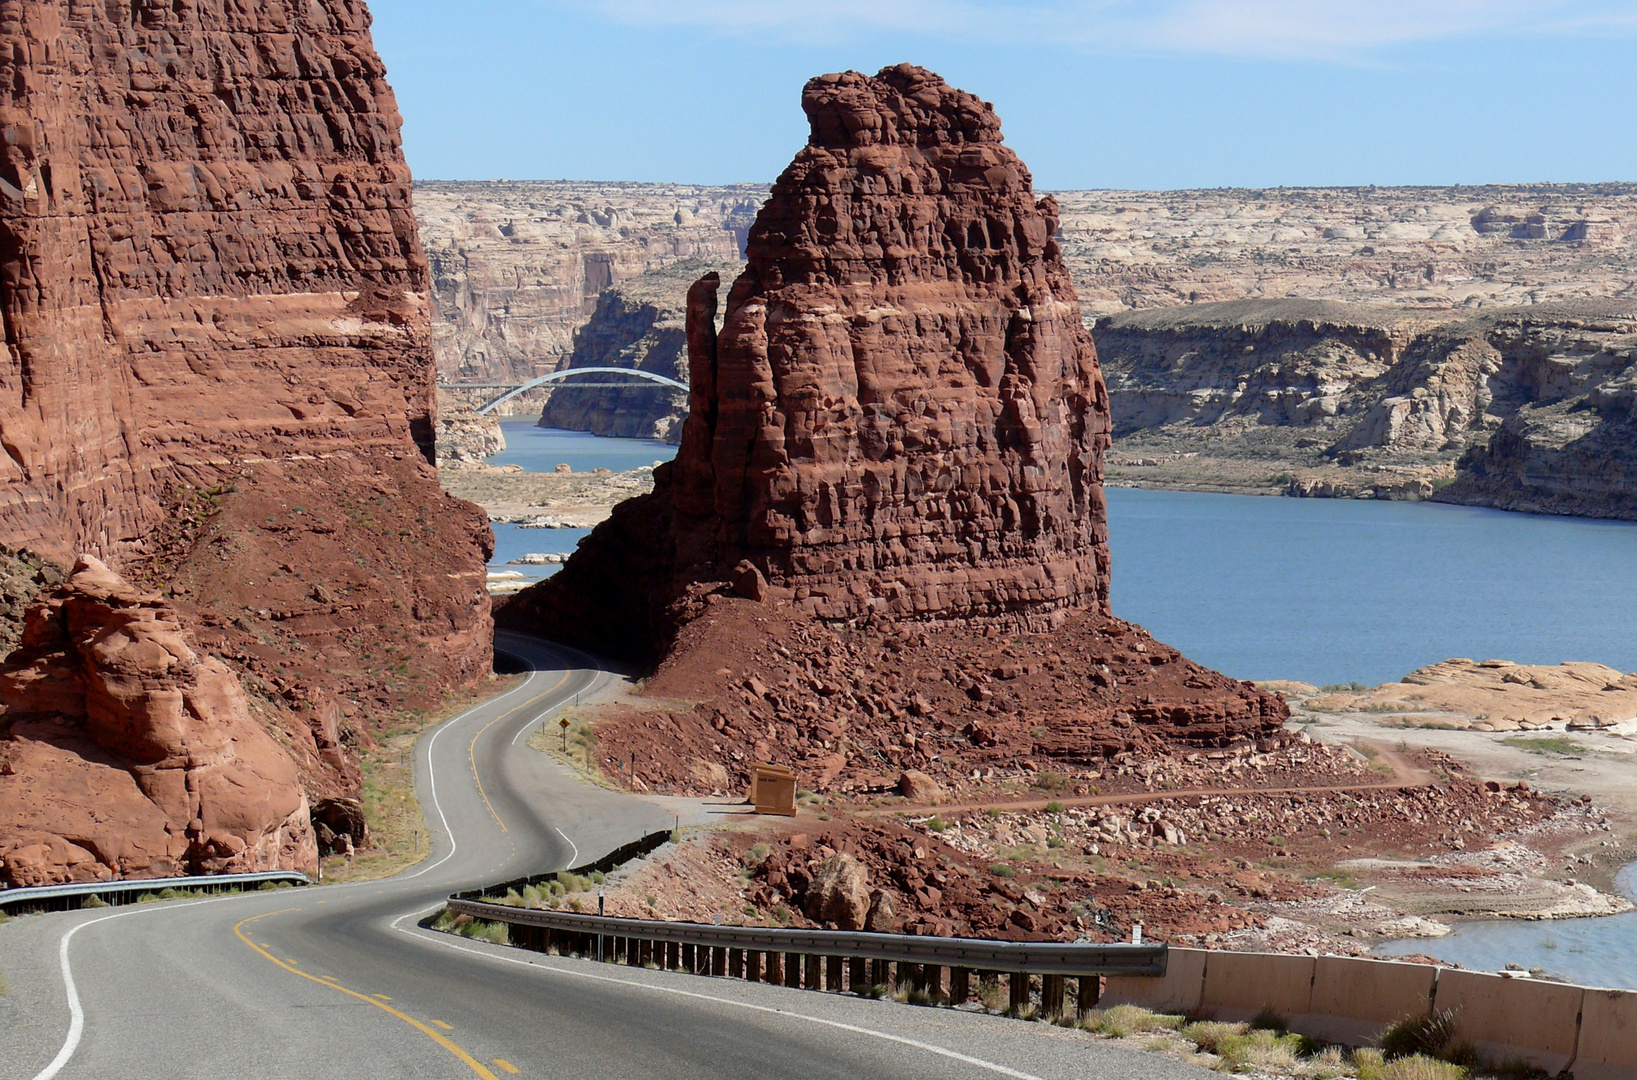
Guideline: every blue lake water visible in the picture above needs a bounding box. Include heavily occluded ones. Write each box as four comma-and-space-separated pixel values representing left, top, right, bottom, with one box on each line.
1374, 865, 1637, 989
483, 427, 674, 584
485, 429, 1637, 687
1107, 488, 1637, 687
488, 422, 676, 474
487, 524, 592, 586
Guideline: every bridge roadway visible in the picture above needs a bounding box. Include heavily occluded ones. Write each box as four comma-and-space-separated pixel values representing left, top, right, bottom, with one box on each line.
0, 633, 1209, 1080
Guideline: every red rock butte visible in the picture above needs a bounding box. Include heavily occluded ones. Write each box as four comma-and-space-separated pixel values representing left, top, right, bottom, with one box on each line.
0, 1, 492, 886
503, 64, 1112, 659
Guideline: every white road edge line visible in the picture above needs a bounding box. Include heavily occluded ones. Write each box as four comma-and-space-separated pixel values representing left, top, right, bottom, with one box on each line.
393, 924, 1046, 1080
405, 663, 543, 880
553, 827, 580, 869
31, 640, 575, 1080
31, 897, 221, 1080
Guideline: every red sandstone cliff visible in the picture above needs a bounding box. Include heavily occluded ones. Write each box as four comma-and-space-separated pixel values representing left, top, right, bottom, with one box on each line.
503, 65, 1111, 659
0, 1, 491, 887
498, 66, 1285, 769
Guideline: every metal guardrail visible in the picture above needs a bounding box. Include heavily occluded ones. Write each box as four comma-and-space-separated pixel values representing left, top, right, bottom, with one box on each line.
444, 896, 1166, 1018
453, 830, 673, 903
0, 870, 312, 914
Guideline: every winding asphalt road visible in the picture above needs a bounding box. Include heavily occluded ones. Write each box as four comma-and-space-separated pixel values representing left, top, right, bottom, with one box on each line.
0, 632, 1210, 1079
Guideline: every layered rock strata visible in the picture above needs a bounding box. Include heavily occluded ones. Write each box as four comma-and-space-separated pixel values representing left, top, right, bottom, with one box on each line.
500, 66, 1284, 772
417, 181, 761, 386
504, 65, 1114, 659
1097, 300, 1637, 514
0, 1, 492, 884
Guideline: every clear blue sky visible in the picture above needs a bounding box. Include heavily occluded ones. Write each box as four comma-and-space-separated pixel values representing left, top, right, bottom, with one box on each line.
370, 1, 1637, 190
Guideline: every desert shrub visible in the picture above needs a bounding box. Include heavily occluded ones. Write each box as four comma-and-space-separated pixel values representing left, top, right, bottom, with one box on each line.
1044, 800, 1066, 813
1182, 1020, 1249, 1054
1032, 771, 1072, 792
1356, 1053, 1466, 1080
452, 916, 508, 945
1310, 1046, 1349, 1080
1083, 1004, 1186, 1038
926, 815, 946, 832
1379, 1010, 1457, 1061
988, 864, 1015, 878
1249, 1006, 1288, 1032
1214, 1027, 1305, 1071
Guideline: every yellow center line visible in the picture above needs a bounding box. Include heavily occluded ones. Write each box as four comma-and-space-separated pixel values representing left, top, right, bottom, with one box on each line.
432, 1019, 455, 1030
467, 670, 571, 834
492, 1060, 521, 1075
234, 910, 499, 1080
468, 714, 511, 833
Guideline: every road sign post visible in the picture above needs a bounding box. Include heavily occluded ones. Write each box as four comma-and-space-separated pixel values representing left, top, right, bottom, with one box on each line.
559, 716, 569, 752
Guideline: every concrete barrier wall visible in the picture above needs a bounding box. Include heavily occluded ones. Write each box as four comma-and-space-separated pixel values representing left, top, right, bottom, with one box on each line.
1434, 969, 1581, 1074
1567, 987, 1637, 1080
1103, 947, 1206, 1014
1305, 955, 1437, 1047
1201, 951, 1315, 1020
1101, 947, 1629, 1073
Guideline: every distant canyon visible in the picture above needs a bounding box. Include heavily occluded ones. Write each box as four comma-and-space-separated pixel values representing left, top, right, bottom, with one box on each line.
419, 181, 1637, 520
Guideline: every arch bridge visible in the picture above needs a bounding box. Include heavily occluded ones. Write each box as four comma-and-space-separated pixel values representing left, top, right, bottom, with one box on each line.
441, 368, 688, 415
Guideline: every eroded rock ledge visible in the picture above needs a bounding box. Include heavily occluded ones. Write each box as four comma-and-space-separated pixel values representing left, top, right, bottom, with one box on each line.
0, 559, 315, 885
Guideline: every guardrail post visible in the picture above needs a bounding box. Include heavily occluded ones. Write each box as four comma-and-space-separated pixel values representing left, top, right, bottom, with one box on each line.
924, 965, 944, 1001
804, 954, 821, 991
766, 951, 783, 984
950, 967, 970, 1005
1077, 975, 1100, 1017
666, 941, 680, 970
870, 958, 889, 990
747, 950, 762, 982
1009, 971, 1029, 1014
850, 956, 867, 992
681, 943, 694, 971
784, 953, 801, 989
1042, 974, 1065, 1020
825, 955, 843, 992
711, 946, 727, 977
729, 948, 744, 978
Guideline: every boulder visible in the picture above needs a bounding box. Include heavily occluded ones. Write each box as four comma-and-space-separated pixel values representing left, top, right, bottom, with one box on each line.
865, 888, 901, 934
0, 559, 318, 885
896, 770, 946, 804
805, 853, 872, 930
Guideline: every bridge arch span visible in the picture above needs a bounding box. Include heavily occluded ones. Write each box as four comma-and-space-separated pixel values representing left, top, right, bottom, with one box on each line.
473, 368, 687, 415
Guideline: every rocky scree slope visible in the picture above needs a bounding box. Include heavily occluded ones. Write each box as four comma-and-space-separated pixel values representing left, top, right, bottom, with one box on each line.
1097, 299, 1637, 511
501, 65, 1284, 774
0, 0, 491, 887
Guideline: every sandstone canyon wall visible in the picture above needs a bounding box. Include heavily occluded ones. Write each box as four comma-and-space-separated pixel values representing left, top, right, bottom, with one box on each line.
420, 180, 1637, 517
1095, 299, 1637, 510
501, 67, 1285, 794
0, 0, 491, 886
416, 181, 760, 388
503, 65, 1113, 660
